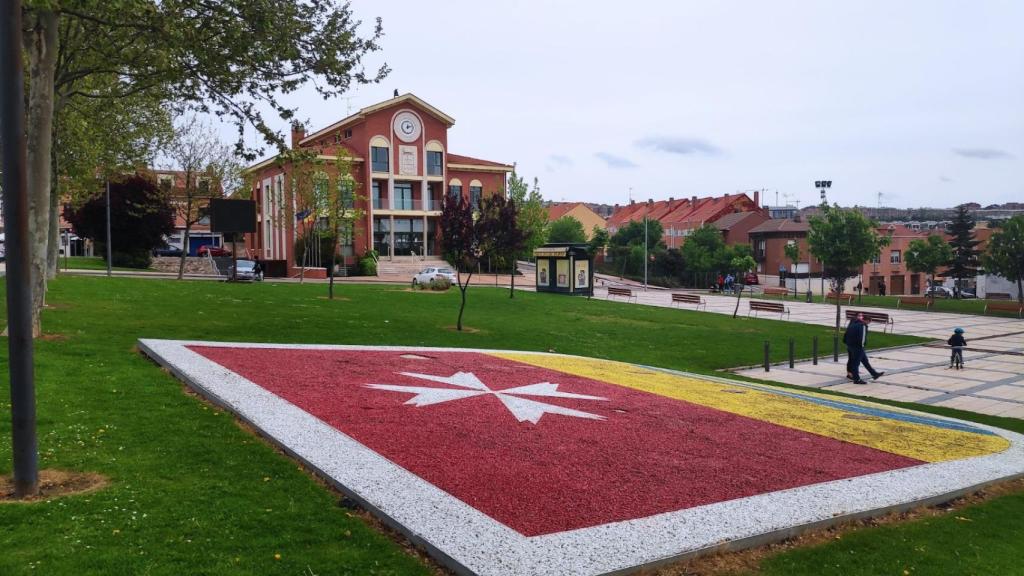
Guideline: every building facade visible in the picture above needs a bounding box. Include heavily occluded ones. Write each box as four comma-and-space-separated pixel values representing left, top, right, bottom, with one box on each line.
606, 192, 765, 249
545, 202, 607, 240
242, 93, 513, 273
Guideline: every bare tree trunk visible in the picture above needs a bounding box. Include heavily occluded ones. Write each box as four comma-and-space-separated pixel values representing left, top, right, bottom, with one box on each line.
732, 283, 743, 318
457, 270, 474, 331
46, 129, 60, 279
177, 226, 190, 279
1017, 275, 1022, 305
25, 10, 59, 337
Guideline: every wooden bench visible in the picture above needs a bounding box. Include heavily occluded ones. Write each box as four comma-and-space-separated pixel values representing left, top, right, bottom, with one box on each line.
606, 286, 637, 303
762, 286, 790, 297
987, 292, 1011, 301
897, 296, 932, 310
670, 293, 706, 310
826, 292, 856, 304
749, 300, 790, 319
985, 300, 1023, 318
845, 309, 894, 333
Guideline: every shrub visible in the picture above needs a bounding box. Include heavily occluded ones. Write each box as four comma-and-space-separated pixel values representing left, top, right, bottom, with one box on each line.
357, 250, 378, 276
111, 249, 153, 269
428, 276, 452, 291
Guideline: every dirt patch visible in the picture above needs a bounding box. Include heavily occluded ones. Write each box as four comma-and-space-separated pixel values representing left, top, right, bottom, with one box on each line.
442, 325, 482, 333
43, 302, 73, 310
39, 333, 69, 342
396, 288, 450, 294
644, 476, 1024, 575
0, 469, 109, 503
315, 296, 352, 302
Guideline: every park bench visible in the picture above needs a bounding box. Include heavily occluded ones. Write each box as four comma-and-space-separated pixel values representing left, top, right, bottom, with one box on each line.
606, 286, 637, 303
845, 309, 894, 333
670, 293, 707, 310
984, 300, 1023, 318
762, 286, 790, 297
897, 296, 932, 310
826, 292, 856, 304
987, 292, 1011, 301
749, 300, 790, 319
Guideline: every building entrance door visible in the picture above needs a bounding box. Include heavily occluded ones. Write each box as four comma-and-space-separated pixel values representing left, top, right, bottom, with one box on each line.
889, 275, 905, 296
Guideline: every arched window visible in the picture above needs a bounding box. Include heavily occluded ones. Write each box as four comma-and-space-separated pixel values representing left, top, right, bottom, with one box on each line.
426, 141, 444, 176
448, 178, 463, 201
370, 136, 390, 173
469, 179, 483, 210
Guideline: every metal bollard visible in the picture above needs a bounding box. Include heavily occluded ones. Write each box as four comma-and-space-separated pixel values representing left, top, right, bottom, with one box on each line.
764, 341, 770, 372
788, 338, 795, 368
833, 335, 839, 362
812, 336, 819, 365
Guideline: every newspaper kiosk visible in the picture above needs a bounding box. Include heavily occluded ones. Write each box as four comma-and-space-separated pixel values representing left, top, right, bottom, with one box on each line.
533, 243, 593, 296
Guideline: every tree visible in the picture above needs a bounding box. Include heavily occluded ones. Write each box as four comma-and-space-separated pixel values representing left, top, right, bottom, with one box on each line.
947, 204, 981, 297
783, 241, 800, 297
313, 156, 364, 300
162, 116, 240, 279
731, 255, 758, 318
547, 216, 586, 243
440, 193, 480, 331
63, 174, 175, 268
22, 0, 388, 335
680, 224, 726, 288
983, 216, 1024, 303
905, 234, 953, 300
587, 226, 609, 256
478, 195, 525, 298
609, 219, 665, 278
508, 173, 547, 258
807, 205, 889, 332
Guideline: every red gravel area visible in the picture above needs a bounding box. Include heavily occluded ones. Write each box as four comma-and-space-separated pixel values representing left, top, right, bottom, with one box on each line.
190, 347, 924, 536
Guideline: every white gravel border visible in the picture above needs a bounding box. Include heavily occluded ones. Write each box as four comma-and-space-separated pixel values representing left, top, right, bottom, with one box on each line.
138, 339, 1024, 576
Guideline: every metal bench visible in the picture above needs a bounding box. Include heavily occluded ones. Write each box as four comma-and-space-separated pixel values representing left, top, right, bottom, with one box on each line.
826, 292, 856, 304
897, 296, 932, 310
845, 309, 894, 333
987, 292, 1011, 301
606, 286, 637, 303
670, 293, 706, 310
749, 300, 790, 319
762, 286, 790, 297
984, 300, 1023, 318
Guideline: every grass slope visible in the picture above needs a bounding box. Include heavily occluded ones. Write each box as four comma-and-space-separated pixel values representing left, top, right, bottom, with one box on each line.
0, 276, 1019, 576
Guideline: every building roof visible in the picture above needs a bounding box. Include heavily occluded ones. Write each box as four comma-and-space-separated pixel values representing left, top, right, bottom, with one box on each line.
300, 93, 456, 145
748, 218, 811, 234
546, 202, 581, 221
713, 210, 764, 231
446, 153, 513, 170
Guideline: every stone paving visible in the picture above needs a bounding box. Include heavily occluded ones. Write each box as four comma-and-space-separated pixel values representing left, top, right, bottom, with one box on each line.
591, 286, 1024, 418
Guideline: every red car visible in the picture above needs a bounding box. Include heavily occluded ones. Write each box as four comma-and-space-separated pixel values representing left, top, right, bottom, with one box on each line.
197, 245, 231, 257
744, 272, 759, 285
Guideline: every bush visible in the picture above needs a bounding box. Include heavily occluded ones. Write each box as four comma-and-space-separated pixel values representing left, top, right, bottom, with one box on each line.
111, 250, 152, 269
357, 250, 378, 276
428, 276, 452, 291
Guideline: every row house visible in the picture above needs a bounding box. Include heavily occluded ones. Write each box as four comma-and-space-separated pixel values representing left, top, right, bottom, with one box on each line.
241, 93, 513, 273
606, 192, 766, 248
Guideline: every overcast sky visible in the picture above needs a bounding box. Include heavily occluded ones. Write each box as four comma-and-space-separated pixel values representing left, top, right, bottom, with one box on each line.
235, 0, 1022, 209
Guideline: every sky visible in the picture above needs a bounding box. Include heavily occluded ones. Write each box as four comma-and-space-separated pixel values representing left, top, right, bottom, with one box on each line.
230, 0, 1023, 209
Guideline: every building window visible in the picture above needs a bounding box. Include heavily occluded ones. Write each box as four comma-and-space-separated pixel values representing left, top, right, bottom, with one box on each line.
157, 174, 174, 191
448, 184, 462, 201
371, 146, 389, 172
344, 129, 353, 139
427, 151, 443, 176
872, 254, 881, 264
371, 181, 383, 209
469, 186, 482, 210
890, 250, 901, 264
394, 182, 413, 210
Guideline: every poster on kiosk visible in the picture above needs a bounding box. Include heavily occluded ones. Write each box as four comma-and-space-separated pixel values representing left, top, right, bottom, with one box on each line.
533, 243, 593, 296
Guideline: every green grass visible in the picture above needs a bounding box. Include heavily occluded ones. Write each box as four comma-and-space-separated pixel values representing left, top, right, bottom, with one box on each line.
741, 288, 1018, 317
0, 276, 1020, 576
60, 256, 152, 272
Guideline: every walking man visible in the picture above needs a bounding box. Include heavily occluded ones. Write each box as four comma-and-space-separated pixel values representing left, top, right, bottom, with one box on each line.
844, 312, 885, 384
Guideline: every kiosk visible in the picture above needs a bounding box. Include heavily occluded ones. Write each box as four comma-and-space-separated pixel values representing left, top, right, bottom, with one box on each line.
533, 243, 593, 296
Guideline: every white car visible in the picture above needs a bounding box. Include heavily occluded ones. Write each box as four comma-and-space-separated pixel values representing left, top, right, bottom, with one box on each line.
413, 266, 457, 286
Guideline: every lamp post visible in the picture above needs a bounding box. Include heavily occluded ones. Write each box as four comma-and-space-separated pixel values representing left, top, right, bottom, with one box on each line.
815, 180, 832, 298
643, 199, 653, 291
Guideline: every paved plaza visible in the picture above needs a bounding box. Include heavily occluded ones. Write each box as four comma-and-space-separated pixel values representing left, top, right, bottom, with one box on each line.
592, 285, 1024, 418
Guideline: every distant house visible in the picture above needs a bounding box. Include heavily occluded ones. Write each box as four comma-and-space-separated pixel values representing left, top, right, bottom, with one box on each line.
607, 192, 766, 248
150, 169, 224, 256
713, 211, 769, 246
545, 202, 606, 239
748, 216, 819, 278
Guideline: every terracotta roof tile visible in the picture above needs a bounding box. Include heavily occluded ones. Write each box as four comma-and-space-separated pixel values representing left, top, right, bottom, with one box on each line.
446, 153, 512, 168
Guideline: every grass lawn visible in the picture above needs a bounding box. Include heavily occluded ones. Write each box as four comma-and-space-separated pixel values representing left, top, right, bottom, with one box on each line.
60, 256, 152, 272
0, 276, 1020, 575
739, 288, 1019, 317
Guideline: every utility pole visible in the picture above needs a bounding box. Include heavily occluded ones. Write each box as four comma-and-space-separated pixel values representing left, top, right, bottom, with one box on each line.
1, 0, 39, 498
106, 180, 112, 277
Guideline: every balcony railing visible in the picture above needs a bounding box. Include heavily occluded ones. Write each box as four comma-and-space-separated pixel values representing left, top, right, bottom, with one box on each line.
375, 198, 443, 211
372, 197, 386, 209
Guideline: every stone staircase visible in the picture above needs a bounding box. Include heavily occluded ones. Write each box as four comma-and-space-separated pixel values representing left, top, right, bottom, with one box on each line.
376, 256, 450, 278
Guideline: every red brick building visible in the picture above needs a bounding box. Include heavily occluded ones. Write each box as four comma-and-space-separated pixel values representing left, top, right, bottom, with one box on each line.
606, 192, 765, 249
242, 93, 513, 273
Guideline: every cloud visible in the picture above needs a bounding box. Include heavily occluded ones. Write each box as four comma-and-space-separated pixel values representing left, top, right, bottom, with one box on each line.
548, 154, 573, 167
594, 152, 637, 169
939, 175, 953, 183
952, 147, 1013, 160
635, 136, 721, 156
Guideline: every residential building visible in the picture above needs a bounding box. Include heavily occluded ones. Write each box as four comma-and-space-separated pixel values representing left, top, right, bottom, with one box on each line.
545, 202, 607, 239
150, 169, 224, 256
713, 211, 770, 246
606, 192, 765, 249
241, 93, 513, 273
748, 216, 821, 278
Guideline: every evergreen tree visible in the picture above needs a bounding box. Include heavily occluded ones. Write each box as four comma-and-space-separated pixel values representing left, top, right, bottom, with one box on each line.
947, 204, 981, 297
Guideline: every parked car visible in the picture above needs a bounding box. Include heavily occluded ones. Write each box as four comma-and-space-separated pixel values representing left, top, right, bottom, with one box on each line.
197, 245, 231, 257
412, 266, 457, 286
228, 259, 263, 282
152, 244, 183, 257
924, 285, 953, 298
743, 272, 759, 285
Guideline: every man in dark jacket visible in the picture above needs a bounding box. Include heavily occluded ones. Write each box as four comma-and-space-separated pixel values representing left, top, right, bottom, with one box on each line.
843, 312, 884, 384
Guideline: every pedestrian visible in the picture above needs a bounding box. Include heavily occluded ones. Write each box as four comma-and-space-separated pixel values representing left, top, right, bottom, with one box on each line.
716, 273, 724, 292
725, 273, 734, 293
855, 280, 862, 293
948, 327, 967, 369
878, 279, 887, 297
843, 312, 885, 384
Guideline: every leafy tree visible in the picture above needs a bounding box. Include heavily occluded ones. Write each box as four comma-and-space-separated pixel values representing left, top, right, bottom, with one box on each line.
63, 174, 175, 269
783, 241, 800, 297
22, 0, 388, 335
440, 193, 480, 331
947, 204, 981, 297
508, 173, 547, 259
731, 255, 758, 318
587, 226, 609, 256
807, 205, 889, 332
478, 195, 525, 298
983, 216, 1024, 303
547, 216, 586, 243
680, 224, 726, 288
162, 116, 240, 279
905, 234, 953, 299
314, 155, 364, 300
609, 219, 665, 278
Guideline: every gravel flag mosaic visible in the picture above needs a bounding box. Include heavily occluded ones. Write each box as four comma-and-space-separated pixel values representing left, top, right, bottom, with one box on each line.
139, 340, 1024, 576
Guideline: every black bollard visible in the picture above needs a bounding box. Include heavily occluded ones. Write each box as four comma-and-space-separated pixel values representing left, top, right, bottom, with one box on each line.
812, 336, 819, 365
764, 341, 770, 372
788, 338, 795, 368
833, 334, 839, 362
